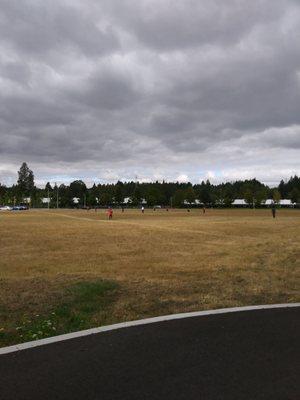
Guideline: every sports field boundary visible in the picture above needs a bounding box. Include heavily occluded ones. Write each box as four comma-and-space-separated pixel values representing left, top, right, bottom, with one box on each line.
1, 303, 299, 355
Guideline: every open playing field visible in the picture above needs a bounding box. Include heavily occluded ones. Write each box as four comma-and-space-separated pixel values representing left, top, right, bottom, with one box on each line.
0, 208, 299, 346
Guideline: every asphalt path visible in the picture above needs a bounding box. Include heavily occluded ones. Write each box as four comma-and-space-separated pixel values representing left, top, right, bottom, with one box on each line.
0, 307, 299, 400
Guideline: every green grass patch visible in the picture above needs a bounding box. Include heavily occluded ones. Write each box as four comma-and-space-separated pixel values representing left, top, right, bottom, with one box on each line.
2, 280, 119, 346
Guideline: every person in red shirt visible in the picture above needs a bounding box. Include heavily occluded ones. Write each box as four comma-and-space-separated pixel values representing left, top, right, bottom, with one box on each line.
107, 207, 113, 220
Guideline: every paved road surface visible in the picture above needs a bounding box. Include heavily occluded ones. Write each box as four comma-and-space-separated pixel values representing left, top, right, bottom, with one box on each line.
0, 307, 299, 400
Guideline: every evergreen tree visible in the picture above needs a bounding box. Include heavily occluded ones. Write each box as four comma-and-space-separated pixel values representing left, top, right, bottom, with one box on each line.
17, 162, 35, 196
289, 187, 300, 204
132, 184, 142, 205
58, 184, 71, 207
69, 180, 87, 199
185, 187, 196, 204
173, 189, 185, 207
88, 183, 99, 206
45, 182, 52, 191
223, 185, 234, 207
114, 181, 124, 204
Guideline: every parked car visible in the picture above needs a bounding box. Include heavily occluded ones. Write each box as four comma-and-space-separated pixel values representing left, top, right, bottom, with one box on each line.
0, 206, 13, 211
12, 205, 29, 210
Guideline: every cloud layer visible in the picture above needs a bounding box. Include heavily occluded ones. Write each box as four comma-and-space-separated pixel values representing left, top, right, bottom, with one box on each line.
0, 0, 300, 186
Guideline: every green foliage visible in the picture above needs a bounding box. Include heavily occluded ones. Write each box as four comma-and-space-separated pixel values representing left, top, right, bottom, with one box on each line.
278, 176, 300, 198
244, 188, 254, 206
222, 185, 234, 207
45, 182, 52, 191
254, 188, 268, 206
184, 186, 196, 203
114, 181, 124, 204
272, 189, 281, 203
58, 184, 72, 207
1, 165, 300, 208
69, 180, 87, 198
173, 189, 185, 207
99, 191, 112, 206
17, 162, 35, 197
289, 188, 300, 203
145, 187, 163, 206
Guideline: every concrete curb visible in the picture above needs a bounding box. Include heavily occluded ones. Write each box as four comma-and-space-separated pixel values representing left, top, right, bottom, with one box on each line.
1, 303, 299, 355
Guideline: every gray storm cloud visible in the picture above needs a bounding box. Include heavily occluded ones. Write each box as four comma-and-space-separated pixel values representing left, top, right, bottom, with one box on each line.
0, 0, 299, 186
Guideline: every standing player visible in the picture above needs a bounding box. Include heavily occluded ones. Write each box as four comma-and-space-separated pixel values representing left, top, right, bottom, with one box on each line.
107, 207, 113, 220
271, 202, 276, 218
141, 206, 145, 214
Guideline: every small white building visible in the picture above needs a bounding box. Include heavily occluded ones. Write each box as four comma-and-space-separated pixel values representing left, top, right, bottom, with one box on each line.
264, 199, 294, 207
72, 197, 80, 204
279, 199, 294, 207
264, 199, 274, 206
232, 199, 247, 206
41, 197, 50, 204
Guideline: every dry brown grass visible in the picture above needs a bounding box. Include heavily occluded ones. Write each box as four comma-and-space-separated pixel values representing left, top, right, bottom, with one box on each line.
0, 208, 299, 342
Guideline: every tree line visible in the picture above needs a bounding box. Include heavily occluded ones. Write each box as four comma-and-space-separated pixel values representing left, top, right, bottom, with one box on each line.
0, 162, 300, 208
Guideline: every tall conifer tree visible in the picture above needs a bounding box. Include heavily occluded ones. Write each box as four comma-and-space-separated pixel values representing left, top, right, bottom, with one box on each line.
17, 162, 35, 196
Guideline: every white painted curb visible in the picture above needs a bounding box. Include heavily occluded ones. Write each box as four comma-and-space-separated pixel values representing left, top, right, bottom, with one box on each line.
0, 303, 299, 355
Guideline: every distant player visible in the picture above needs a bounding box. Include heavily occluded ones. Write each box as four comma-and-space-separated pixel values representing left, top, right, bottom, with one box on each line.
141, 206, 145, 214
203, 206, 206, 214
107, 207, 113, 220
271, 202, 276, 218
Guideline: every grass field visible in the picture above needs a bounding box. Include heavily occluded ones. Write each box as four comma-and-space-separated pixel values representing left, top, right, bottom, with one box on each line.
0, 208, 299, 346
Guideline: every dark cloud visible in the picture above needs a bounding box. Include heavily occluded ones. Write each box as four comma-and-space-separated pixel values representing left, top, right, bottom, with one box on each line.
102, 0, 285, 50
0, 61, 31, 85
0, 0, 120, 57
69, 69, 141, 110
0, 0, 299, 185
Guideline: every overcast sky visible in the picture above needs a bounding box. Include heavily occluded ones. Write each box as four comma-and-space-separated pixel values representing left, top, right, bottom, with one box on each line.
0, 0, 299, 187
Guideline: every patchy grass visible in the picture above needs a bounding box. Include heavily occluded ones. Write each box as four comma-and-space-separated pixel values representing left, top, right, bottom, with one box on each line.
0, 208, 299, 347
0, 280, 118, 346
